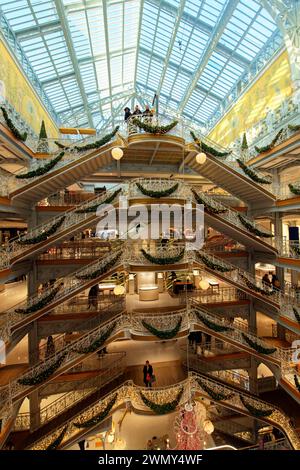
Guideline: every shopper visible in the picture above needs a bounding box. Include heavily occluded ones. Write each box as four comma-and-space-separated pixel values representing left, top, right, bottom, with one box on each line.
132, 104, 142, 116
124, 107, 131, 122
143, 360, 153, 387
87, 284, 100, 309
271, 274, 280, 290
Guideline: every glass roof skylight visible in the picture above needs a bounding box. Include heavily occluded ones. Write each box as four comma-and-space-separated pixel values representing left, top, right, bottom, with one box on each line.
0, 0, 281, 130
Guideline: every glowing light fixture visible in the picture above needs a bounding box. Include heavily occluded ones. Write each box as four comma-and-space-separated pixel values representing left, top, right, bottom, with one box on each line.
111, 147, 123, 160
199, 280, 210, 290
196, 152, 207, 165
114, 285, 125, 295
203, 419, 214, 435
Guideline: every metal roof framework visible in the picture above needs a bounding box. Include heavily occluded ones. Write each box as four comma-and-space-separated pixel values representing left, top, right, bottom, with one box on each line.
0, 0, 282, 131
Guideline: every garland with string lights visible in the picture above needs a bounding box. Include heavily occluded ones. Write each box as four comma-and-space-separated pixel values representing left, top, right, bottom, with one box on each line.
237, 213, 273, 238
293, 307, 300, 324
46, 426, 68, 450
73, 394, 118, 428
15, 285, 62, 314
239, 274, 275, 296
17, 216, 66, 245
75, 252, 122, 280
75, 189, 122, 213
136, 182, 179, 198
0, 107, 27, 142
72, 323, 116, 354
131, 118, 178, 134
294, 375, 300, 393
236, 159, 272, 184
195, 311, 233, 333
288, 183, 300, 195
141, 317, 182, 339
73, 127, 119, 152
292, 245, 300, 256
197, 378, 234, 401
288, 124, 300, 132
54, 140, 69, 150
18, 352, 67, 386
190, 131, 231, 157
254, 128, 284, 154
239, 395, 273, 417
16, 152, 65, 179
140, 248, 185, 265
196, 252, 234, 273
192, 189, 227, 215
140, 388, 183, 415
241, 333, 277, 355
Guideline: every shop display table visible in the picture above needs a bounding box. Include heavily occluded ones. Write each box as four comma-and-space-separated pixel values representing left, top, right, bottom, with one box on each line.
139, 285, 159, 301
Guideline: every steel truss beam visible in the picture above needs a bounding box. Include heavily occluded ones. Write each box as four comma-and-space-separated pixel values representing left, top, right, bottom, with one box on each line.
178, 0, 240, 113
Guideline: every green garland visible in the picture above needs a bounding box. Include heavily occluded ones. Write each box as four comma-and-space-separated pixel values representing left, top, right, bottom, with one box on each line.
1, 107, 27, 142
241, 132, 248, 151
237, 213, 273, 238
196, 252, 234, 273
54, 140, 70, 150
74, 126, 119, 152
140, 388, 183, 415
190, 131, 231, 157
292, 307, 300, 324
294, 375, 300, 393
17, 216, 65, 245
141, 317, 182, 339
292, 245, 300, 256
197, 378, 234, 401
192, 189, 227, 215
288, 124, 300, 132
15, 285, 61, 314
75, 189, 122, 213
73, 395, 118, 428
131, 118, 178, 134
72, 323, 116, 354
288, 183, 300, 196
240, 274, 275, 297
254, 129, 284, 154
140, 248, 185, 265
75, 252, 122, 280
18, 353, 67, 386
136, 182, 179, 198
236, 159, 272, 185
240, 395, 273, 417
46, 426, 68, 450
16, 152, 65, 179
241, 333, 277, 355
195, 311, 233, 333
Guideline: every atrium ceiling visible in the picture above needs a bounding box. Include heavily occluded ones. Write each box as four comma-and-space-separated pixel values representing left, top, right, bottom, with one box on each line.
0, 0, 282, 131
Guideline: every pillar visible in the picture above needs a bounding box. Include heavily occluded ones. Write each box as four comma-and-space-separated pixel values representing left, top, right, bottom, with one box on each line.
28, 322, 41, 431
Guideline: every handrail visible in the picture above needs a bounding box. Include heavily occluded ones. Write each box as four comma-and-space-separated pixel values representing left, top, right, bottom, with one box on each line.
14, 352, 126, 431
1, 301, 299, 420
28, 371, 300, 450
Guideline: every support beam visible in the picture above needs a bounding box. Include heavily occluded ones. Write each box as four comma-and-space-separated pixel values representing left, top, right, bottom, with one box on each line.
54, 0, 94, 127
178, 0, 240, 113
155, 0, 186, 100
134, 0, 145, 91
102, 1, 114, 127
147, 0, 250, 67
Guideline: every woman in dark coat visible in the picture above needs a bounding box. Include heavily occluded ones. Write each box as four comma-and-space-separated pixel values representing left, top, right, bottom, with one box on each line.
143, 360, 153, 387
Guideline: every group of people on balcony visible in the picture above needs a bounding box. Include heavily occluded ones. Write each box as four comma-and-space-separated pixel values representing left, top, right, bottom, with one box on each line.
262, 272, 281, 291
124, 104, 154, 122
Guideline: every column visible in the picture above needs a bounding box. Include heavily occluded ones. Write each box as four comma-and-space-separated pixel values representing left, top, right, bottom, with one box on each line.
274, 212, 284, 287
28, 322, 41, 431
